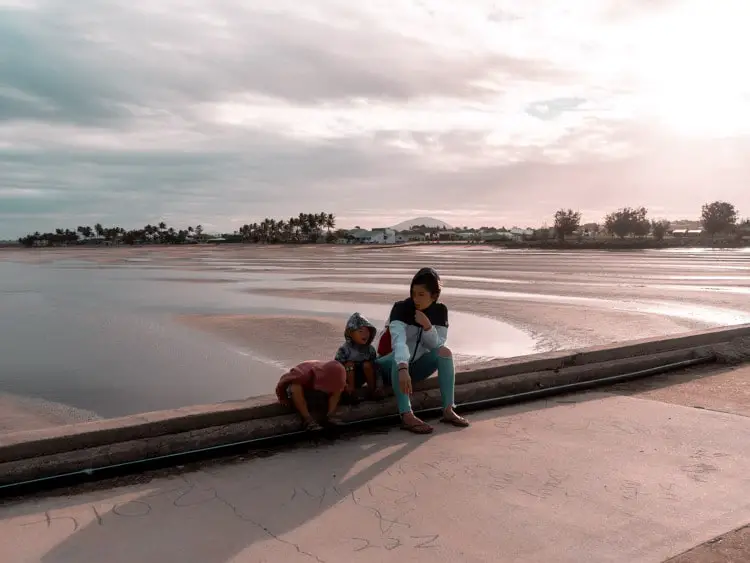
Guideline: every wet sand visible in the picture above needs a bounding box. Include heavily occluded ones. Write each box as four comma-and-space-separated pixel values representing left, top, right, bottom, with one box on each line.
0, 393, 100, 434
176, 314, 345, 366
243, 287, 705, 351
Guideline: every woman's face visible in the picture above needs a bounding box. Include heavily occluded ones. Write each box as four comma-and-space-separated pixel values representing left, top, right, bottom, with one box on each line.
411, 284, 435, 310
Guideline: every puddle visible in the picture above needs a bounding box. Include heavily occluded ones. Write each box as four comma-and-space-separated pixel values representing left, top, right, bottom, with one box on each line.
644, 284, 750, 296
367, 303, 537, 359
203, 297, 540, 361
660, 275, 750, 281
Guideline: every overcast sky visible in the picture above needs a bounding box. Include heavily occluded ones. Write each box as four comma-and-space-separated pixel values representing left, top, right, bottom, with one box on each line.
2, 0, 750, 237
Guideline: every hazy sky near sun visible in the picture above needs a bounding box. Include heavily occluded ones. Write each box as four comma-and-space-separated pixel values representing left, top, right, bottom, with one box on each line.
2, 0, 750, 237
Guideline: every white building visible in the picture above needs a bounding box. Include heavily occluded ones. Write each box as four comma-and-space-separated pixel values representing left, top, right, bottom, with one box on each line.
345, 228, 374, 243
370, 228, 397, 244
483, 231, 513, 241
394, 231, 427, 243
509, 227, 535, 241
454, 230, 480, 241
671, 229, 703, 238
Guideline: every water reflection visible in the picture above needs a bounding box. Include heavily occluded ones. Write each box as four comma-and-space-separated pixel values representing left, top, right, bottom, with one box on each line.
4, 246, 750, 421
0, 260, 538, 418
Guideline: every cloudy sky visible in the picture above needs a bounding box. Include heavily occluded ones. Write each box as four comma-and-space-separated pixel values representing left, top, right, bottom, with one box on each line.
2, 0, 750, 237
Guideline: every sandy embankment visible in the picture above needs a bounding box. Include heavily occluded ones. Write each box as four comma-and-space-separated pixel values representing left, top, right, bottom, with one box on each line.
0, 393, 100, 435
176, 314, 348, 367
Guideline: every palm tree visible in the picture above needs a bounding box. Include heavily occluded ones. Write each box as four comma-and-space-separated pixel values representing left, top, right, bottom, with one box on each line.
299, 215, 312, 242
17, 211, 347, 249
276, 219, 287, 242
315, 213, 326, 239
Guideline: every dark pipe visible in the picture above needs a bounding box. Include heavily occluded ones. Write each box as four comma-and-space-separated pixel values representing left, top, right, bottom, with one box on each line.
0, 355, 711, 498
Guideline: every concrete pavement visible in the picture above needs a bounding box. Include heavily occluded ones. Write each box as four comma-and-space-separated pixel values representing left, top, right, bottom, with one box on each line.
4, 367, 750, 562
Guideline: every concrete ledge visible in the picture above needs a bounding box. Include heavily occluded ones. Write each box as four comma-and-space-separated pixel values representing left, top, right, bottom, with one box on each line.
4, 324, 748, 455
0, 347, 707, 485
458, 323, 750, 383
1, 324, 750, 486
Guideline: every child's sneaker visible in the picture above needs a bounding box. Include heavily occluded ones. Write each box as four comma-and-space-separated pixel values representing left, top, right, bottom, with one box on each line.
303, 418, 323, 432
326, 414, 345, 426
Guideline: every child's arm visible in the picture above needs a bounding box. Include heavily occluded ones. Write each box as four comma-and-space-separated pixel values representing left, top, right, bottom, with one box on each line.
335, 344, 351, 363
290, 383, 313, 422
336, 345, 356, 391
327, 389, 342, 416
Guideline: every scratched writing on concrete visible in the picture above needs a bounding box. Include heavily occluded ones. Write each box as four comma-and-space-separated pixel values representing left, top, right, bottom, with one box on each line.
15, 473, 441, 555
15, 446, 685, 558
350, 534, 440, 552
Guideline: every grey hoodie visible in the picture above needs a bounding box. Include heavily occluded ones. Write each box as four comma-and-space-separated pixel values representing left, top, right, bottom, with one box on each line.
335, 312, 378, 364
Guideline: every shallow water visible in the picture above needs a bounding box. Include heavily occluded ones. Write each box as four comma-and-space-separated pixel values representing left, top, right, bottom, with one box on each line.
0, 258, 537, 418
2, 246, 750, 420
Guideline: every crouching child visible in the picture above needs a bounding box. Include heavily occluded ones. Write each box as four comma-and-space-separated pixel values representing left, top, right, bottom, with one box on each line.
335, 312, 385, 401
275, 360, 347, 431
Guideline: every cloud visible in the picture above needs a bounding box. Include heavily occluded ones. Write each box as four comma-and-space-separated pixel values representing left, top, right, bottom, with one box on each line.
1, 0, 750, 238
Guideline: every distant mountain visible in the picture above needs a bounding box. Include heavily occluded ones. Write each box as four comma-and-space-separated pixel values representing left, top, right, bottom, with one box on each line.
391, 217, 453, 231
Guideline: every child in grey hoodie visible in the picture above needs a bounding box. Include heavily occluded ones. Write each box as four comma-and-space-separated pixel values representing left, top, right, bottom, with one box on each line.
335, 312, 384, 400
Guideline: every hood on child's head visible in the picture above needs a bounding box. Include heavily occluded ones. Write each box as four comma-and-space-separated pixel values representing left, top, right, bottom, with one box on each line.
344, 312, 377, 345
313, 361, 347, 394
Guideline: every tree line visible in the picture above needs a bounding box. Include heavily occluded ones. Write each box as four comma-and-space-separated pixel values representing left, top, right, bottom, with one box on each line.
552, 201, 746, 241
16, 202, 749, 248
18, 212, 337, 247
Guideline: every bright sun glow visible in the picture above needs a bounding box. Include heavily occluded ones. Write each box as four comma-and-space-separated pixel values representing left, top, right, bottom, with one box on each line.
628, 2, 750, 137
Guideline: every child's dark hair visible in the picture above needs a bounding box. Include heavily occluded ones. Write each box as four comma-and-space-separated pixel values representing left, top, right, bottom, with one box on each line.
410, 267, 442, 299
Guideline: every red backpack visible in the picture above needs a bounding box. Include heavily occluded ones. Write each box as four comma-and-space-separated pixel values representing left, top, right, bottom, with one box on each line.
377, 326, 392, 356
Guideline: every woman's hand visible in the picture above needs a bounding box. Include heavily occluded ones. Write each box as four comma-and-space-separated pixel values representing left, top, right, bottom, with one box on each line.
398, 366, 412, 395
415, 310, 432, 330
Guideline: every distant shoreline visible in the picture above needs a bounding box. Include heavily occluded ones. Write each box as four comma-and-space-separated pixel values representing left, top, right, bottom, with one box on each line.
1, 237, 749, 255
487, 238, 750, 250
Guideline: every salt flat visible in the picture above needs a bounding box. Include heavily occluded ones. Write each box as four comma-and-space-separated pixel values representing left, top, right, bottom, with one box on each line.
3, 387, 750, 563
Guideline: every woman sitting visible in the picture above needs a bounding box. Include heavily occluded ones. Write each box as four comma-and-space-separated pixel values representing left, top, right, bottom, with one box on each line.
378, 267, 470, 434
